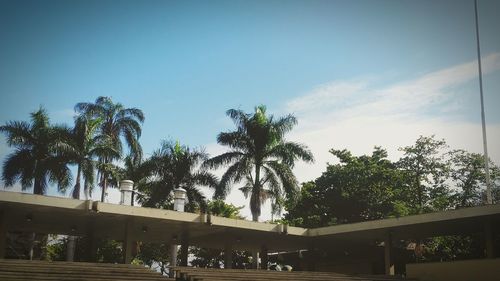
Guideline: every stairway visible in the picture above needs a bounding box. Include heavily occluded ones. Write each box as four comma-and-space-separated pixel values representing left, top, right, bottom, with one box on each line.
172, 266, 415, 281
0, 259, 174, 281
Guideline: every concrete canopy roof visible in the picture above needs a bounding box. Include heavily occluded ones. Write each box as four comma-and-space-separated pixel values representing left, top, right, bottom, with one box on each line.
1, 191, 500, 251
0, 191, 308, 251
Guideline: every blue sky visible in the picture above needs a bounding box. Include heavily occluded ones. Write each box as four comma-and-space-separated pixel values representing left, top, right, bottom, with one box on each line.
1, 0, 499, 220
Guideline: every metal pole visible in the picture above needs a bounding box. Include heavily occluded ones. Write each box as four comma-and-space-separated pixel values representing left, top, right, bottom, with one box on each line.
474, 0, 492, 204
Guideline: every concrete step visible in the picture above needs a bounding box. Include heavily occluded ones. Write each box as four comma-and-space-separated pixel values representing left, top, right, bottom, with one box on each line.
0, 259, 173, 281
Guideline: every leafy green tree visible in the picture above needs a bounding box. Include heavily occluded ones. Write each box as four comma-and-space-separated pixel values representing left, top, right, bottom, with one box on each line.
137, 141, 218, 212
207, 199, 244, 219
448, 149, 500, 208
205, 105, 314, 221
1, 107, 72, 195
284, 147, 405, 227
135, 242, 171, 274
75, 96, 144, 202
397, 135, 451, 214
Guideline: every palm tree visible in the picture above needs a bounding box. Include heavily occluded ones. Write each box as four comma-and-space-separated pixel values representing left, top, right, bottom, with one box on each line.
75, 96, 144, 202
1, 107, 72, 195
138, 141, 218, 212
1, 107, 73, 260
204, 105, 314, 222
58, 116, 119, 200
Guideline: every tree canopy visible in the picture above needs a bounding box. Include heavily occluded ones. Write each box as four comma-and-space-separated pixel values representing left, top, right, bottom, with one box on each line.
204, 105, 314, 221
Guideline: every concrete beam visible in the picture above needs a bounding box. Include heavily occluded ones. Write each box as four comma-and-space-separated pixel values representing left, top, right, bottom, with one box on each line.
311, 203, 500, 237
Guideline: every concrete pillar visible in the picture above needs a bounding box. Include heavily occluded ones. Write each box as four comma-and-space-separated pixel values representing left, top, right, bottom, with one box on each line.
180, 234, 189, 266
384, 233, 394, 275
66, 236, 76, 261
0, 211, 7, 259
170, 243, 178, 277
123, 220, 134, 264
169, 188, 186, 277
260, 245, 268, 270
224, 244, 233, 269
484, 220, 495, 259
87, 233, 97, 262
252, 250, 260, 269
306, 242, 316, 271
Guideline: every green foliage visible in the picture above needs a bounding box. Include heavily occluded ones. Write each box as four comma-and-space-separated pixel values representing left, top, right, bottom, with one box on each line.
423, 235, 483, 262
448, 149, 500, 207
1, 107, 72, 195
205, 105, 314, 221
135, 242, 170, 274
284, 147, 406, 227
284, 135, 500, 262
208, 199, 244, 219
75, 96, 144, 202
137, 140, 218, 212
397, 135, 451, 213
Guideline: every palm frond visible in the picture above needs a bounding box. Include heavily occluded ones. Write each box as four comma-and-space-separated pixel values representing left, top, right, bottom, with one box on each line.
0, 121, 33, 147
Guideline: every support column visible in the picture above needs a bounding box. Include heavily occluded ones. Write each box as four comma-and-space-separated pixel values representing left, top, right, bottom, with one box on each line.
260, 245, 268, 270
87, 233, 97, 262
169, 243, 178, 278
86, 219, 97, 262
306, 243, 316, 271
180, 233, 189, 266
123, 219, 134, 264
66, 236, 76, 261
224, 244, 233, 269
384, 233, 394, 275
484, 220, 495, 259
0, 211, 7, 259
252, 250, 260, 269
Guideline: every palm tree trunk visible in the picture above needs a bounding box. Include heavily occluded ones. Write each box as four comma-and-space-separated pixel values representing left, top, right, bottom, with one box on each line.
67, 165, 81, 261
101, 176, 107, 202
28, 178, 43, 260
250, 164, 262, 222
72, 165, 82, 199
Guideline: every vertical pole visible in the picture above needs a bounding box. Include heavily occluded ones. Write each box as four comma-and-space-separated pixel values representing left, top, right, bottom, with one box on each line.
484, 220, 495, 258
384, 233, 394, 275
224, 244, 233, 269
474, 0, 493, 204
0, 211, 7, 259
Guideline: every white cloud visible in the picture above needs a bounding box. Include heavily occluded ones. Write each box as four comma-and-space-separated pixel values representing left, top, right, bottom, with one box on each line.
287, 52, 500, 123
204, 53, 500, 221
